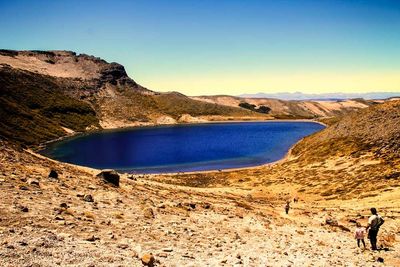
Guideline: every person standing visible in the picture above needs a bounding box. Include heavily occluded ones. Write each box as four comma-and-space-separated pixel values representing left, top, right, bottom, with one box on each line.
354, 222, 366, 249
366, 208, 385, 250
285, 201, 290, 214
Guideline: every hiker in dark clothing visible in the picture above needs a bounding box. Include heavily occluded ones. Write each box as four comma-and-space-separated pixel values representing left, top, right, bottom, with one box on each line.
285, 201, 290, 214
366, 208, 384, 250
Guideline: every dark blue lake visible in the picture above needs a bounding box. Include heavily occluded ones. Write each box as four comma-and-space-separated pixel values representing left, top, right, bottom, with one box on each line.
40, 121, 324, 173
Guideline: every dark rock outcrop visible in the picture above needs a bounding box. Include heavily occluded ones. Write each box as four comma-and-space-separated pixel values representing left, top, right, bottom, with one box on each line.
96, 169, 120, 187
48, 170, 58, 179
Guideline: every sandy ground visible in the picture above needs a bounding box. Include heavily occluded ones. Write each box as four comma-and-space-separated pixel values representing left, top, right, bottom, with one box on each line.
0, 141, 399, 267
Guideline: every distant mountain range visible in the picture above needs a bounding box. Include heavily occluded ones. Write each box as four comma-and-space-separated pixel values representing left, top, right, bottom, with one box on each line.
239, 92, 400, 101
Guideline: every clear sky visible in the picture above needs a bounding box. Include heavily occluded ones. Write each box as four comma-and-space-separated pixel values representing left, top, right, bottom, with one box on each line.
1, 0, 400, 95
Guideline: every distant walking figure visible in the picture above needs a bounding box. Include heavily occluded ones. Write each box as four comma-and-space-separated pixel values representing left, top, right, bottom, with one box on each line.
354, 222, 366, 249
366, 208, 385, 250
285, 201, 290, 214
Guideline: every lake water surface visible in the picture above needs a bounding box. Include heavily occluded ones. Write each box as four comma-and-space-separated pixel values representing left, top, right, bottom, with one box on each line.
41, 121, 324, 173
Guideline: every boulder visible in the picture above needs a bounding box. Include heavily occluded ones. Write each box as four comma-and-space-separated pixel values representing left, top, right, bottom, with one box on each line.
141, 253, 155, 266
143, 207, 154, 219
48, 169, 58, 179
19, 185, 29, 191
325, 218, 338, 226
96, 169, 120, 186
83, 194, 94, 202
20, 206, 29, 212
60, 203, 69, 209
86, 235, 99, 242
27, 178, 39, 186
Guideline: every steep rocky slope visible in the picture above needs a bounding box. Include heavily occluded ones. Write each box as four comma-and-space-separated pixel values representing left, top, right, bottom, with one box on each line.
0, 50, 264, 144
292, 100, 400, 163
192, 95, 374, 119
0, 66, 99, 145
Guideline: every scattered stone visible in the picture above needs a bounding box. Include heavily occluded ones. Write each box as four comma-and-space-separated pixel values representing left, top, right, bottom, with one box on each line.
48, 169, 58, 179
60, 203, 69, 209
20, 206, 29, 212
296, 230, 305, 235
202, 203, 211, 209
83, 194, 94, 202
182, 254, 195, 259
54, 216, 65, 221
86, 235, 99, 242
117, 243, 129, 249
157, 252, 168, 258
143, 207, 154, 219
18, 240, 28, 246
162, 248, 173, 252
19, 185, 29, 191
141, 253, 155, 266
325, 218, 338, 226
27, 178, 39, 186
377, 257, 384, 263
132, 251, 139, 258
96, 169, 120, 187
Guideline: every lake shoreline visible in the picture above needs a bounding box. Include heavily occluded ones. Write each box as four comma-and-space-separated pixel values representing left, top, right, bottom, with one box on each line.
36, 119, 325, 175
36, 118, 326, 151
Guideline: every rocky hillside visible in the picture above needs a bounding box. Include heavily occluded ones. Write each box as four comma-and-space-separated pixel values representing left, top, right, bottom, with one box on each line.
0, 50, 264, 145
0, 66, 99, 145
159, 100, 400, 199
292, 100, 400, 163
191, 95, 374, 119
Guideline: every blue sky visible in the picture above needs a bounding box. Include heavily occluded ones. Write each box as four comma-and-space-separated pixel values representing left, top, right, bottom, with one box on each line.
1, 0, 400, 95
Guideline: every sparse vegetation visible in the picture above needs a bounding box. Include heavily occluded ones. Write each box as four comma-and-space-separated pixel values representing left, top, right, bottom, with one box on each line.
238, 101, 271, 114
155, 94, 261, 118
0, 66, 99, 145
